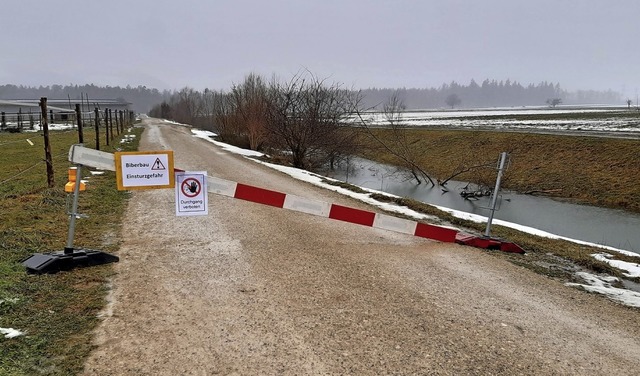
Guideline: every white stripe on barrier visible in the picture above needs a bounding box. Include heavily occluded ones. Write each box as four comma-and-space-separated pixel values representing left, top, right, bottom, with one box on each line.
373, 213, 418, 235
207, 176, 238, 197
283, 194, 332, 217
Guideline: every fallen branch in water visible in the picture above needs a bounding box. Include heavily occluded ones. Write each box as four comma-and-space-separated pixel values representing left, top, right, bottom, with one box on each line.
524, 188, 563, 195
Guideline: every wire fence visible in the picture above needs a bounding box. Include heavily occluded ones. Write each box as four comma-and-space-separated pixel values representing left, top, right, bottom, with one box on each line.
0, 97, 137, 192
0, 109, 133, 132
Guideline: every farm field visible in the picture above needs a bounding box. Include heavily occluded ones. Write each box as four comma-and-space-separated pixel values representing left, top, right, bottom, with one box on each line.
356, 106, 640, 138
356, 108, 640, 214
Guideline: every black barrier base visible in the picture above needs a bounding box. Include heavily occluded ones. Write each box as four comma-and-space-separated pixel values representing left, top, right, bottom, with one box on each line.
22, 249, 119, 274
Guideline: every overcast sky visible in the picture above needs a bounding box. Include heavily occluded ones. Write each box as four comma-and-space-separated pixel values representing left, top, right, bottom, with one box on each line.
2, 0, 638, 97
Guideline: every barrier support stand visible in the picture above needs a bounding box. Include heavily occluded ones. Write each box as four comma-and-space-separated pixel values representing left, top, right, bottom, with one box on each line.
22, 164, 119, 274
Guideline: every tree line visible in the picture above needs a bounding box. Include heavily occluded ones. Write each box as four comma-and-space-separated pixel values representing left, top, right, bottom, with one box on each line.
150, 72, 361, 170
0, 84, 170, 113
147, 73, 626, 177
358, 80, 622, 109
1, 78, 622, 116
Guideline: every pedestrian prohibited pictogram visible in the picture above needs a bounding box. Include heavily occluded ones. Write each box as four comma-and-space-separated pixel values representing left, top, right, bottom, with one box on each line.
181, 178, 201, 198
175, 171, 208, 216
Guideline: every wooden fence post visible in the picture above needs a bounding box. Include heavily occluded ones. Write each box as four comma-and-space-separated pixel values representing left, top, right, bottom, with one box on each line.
1, 112, 5, 130
75, 104, 84, 143
109, 109, 115, 139
49, 109, 53, 123
104, 108, 109, 146
18, 108, 23, 131
115, 109, 120, 134
94, 107, 100, 150
119, 110, 124, 132
40, 97, 55, 188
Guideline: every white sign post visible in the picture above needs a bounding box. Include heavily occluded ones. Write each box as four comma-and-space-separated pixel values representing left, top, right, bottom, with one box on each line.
115, 151, 174, 190
175, 171, 208, 216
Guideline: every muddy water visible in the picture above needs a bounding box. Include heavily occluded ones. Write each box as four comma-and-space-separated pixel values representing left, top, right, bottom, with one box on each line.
325, 157, 640, 255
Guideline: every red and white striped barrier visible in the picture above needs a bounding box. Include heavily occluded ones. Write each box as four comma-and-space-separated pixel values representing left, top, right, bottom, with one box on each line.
205, 175, 458, 243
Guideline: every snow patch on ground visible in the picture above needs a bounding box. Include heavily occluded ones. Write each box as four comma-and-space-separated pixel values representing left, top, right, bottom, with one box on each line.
565, 272, 640, 308
163, 119, 191, 127
20, 123, 75, 132
592, 253, 640, 277
120, 134, 137, 144
1, 327, 25, 339
191, 129, 263, 157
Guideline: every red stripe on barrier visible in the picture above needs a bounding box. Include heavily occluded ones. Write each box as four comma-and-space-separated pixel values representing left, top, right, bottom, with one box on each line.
234, 184, 286, 208
329, 204, 376, 227
414, 222, 457, 243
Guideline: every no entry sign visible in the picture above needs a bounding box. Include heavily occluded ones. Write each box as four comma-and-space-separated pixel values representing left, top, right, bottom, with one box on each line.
175, 171, 208, 216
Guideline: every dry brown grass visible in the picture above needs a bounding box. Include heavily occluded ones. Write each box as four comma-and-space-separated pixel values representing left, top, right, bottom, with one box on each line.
358, 129, 640, 213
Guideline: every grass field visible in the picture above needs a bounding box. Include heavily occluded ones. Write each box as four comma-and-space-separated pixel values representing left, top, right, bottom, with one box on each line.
358, 127, 640, 213
0, 126, 141, 375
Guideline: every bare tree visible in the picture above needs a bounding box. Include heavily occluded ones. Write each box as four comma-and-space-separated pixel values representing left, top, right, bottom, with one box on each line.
173, 87, 203, 125
355, 91, 435, 185
231, 73, 269, 150
211, 91, 238, 142
264, 72, 358, 169
445, 93, 461, 109
546, 98, 562, 107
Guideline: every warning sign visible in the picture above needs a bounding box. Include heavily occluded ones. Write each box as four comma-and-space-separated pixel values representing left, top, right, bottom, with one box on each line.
175, 171, 208, 216
115, 150, 175, 190
151, 158, 166, 170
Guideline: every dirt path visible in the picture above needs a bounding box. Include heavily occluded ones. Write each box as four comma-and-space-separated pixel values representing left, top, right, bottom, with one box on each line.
83, 119, 640, 375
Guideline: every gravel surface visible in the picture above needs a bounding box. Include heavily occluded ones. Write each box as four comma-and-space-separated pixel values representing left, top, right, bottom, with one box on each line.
83, 119, 640, 375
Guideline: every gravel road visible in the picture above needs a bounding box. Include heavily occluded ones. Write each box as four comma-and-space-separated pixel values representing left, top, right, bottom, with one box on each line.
83, 119, 640, 375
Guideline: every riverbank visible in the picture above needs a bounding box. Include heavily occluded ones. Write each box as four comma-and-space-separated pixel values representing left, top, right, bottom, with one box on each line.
358, 128, 640, 213
190, 127, 640, 303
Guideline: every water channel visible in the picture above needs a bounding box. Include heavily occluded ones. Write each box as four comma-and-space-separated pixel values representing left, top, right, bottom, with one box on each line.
324, 157, 640, 255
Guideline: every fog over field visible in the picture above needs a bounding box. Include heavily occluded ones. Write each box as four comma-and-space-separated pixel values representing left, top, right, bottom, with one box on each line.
1, 0, 639, 99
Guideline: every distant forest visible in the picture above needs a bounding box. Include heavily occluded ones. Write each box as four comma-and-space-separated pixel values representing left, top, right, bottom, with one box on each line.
0, 84, 170, 113
359, 80, 623, 109
0, 80, 624, 114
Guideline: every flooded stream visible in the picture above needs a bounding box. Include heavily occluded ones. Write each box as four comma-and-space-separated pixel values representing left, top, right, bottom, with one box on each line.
325, 157, 640, 255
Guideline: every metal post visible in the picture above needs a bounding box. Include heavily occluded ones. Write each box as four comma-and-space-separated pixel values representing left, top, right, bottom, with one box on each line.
484, 152, 508, 238
65, 164, 83, 254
